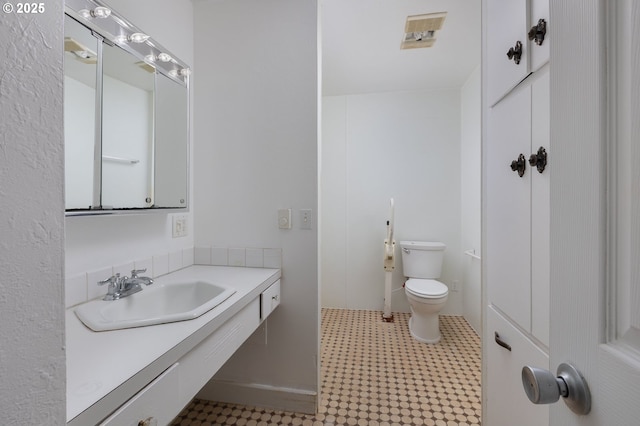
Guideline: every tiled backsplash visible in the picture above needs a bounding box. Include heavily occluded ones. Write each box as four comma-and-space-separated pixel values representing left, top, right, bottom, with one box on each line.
65, 246, 282, 309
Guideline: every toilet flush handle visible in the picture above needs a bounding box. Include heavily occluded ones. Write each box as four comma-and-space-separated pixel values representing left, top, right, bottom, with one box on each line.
402, 247, 411, 254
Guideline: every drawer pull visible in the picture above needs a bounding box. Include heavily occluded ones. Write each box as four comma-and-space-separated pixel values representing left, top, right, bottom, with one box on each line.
138, 417, 157, 426
494, 331, 512, 351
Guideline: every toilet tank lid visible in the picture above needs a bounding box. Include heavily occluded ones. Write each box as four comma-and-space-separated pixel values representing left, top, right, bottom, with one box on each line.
399, 241, 446, 251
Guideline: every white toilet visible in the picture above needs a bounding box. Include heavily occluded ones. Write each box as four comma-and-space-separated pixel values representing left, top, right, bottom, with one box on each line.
400, 241, 448, 343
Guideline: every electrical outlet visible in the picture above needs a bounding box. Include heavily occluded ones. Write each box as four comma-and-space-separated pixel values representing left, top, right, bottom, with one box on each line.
451, 280, 459, 292
172, 215, 188, 238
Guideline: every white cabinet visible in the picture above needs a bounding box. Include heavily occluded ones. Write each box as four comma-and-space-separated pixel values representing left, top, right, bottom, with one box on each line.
486, 0, 550, 106
486, 69, 550, 346
485, 306, 549, 426
101, 364, 180, 426
483, 1, 550, 424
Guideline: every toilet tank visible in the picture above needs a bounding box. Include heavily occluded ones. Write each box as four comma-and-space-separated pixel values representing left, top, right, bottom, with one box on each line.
400, 241, 446, 279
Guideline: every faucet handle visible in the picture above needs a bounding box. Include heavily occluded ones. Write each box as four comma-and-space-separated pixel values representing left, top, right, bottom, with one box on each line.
98, 273, 120, 286
130, 268, 147, 278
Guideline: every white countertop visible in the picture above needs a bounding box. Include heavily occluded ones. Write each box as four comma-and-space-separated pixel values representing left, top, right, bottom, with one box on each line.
66, 265, 280, 424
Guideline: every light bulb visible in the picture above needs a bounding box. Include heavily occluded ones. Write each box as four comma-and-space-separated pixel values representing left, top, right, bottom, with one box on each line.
144, 54, 156, 63
157, 52, 172, 62
129, 33, 149, 43
91, 6, 111, 19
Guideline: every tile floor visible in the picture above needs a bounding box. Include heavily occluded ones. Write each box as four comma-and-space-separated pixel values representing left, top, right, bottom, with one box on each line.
171, 309, 481, 426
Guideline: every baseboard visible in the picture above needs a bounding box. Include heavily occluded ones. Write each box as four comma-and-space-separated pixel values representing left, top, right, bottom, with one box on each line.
196, 380, 317, 414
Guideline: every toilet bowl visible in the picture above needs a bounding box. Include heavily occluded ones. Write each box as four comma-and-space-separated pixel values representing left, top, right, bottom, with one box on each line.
404, 278, 448, 343
400, 241, 448, 343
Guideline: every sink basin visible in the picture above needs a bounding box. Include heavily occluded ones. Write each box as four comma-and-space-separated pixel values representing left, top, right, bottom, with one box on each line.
75, 281, 236, 331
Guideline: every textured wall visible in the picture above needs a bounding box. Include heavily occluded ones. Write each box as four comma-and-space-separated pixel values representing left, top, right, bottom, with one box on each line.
0, 1, 66, 424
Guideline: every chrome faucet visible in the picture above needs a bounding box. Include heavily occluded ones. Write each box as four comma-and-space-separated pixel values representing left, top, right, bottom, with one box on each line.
98, 269, 154, 301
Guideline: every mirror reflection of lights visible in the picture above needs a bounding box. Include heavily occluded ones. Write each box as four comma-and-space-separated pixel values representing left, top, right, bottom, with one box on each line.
79, 6, 111, 19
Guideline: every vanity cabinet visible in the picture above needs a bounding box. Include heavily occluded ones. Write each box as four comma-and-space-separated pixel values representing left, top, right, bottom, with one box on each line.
67, 268, 282, 426
486, 0, 549, 106
483, 0, 550, 425
101, 364, 180, 426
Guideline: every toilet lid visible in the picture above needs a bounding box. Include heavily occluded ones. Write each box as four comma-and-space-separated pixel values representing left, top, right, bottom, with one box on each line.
405, 279, 448, 298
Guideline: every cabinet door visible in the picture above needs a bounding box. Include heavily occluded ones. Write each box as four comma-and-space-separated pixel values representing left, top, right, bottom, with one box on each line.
530, 70, 550, 346
486, 85, 532, 331
486, 0, 530, 106
529, 0, 550, 73
485, 306, 549, 426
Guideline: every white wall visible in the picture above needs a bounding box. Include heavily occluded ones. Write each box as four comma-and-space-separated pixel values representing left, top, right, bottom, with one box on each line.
460, 66, 482, 334
321, 89, 463, 315
0, 1, 66, 422
192, 0, 319, 412
65, 0, 195, 285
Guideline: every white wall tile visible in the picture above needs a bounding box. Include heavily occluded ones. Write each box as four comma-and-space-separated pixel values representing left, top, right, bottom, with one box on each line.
169, 250, 183, 272
87, 266, 114, 301
263, 248, 282, 269
211, 247, 228, 266
65, 273, 87, 308
194, 246, 211, 265
182, 247, 194, 267
153, 253, 169, 277
246, 248, 264, 268
228, 248, 246, 267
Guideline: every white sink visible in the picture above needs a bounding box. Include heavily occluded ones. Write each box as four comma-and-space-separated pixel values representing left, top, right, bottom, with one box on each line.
75, 281, 236, 331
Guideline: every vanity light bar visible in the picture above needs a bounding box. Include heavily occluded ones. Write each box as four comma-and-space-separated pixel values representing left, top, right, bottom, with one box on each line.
65, 0, 191, 86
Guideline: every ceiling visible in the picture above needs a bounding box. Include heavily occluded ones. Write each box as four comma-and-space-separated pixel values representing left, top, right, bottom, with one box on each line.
320, 0, 481, 96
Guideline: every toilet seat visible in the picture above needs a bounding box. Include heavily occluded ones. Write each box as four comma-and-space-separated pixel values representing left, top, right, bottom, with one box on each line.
405, 278, 448, 298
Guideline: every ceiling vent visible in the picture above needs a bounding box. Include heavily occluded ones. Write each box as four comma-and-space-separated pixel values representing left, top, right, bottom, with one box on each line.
401, 12, 447, 50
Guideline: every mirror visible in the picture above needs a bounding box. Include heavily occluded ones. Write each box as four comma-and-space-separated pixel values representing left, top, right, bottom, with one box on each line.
63, 2, 189, 213
64, 15, 98, 210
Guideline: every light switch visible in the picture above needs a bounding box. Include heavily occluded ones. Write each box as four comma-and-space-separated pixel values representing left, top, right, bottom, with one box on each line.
278, 209, 291, 229
300, 209, 312, 229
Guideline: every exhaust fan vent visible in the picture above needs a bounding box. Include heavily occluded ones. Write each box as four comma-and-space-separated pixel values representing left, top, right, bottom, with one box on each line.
64, 37, 97, 64
401, 12, 447, 50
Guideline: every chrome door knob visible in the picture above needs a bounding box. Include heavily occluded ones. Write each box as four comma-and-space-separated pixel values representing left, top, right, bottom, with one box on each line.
522, 363, 591, 415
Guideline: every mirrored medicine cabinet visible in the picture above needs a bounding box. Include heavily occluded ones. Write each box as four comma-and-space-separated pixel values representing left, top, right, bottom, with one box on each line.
64, 0, 189, 214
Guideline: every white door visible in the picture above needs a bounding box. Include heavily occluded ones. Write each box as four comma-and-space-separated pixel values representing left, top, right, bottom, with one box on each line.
542, 1, 640, 424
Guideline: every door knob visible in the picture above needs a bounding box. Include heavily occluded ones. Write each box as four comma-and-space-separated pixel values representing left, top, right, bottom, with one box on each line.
521, 363, 591, 415
528, 146, 547, 173
506, 40, 523, 64
510, 153, 526, 177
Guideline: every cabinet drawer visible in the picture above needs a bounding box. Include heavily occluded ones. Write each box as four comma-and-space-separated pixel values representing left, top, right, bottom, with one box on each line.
261, 280, 281, 320
100, 363, 180, 426
485, 306, 548, 426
